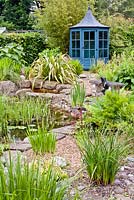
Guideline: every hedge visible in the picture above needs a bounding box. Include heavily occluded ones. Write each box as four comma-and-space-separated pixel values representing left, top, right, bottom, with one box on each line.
0, 32, 46, 65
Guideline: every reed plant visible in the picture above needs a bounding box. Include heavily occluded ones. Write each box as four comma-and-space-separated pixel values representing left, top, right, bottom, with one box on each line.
27, 127, 56, 154
0, 96, 54, 136
0, 155, 67, 200
76, 128, 129, 185
71, 82, 85, 108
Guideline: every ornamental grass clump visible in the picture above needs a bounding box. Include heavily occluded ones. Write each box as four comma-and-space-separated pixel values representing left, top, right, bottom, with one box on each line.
27, 127, 56, 154
0, 155, 67, 200
71, 81, 86, 108
76, 128, 129, 185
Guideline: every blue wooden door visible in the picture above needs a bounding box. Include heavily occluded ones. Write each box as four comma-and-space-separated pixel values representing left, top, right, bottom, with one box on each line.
82, 30, 97, 70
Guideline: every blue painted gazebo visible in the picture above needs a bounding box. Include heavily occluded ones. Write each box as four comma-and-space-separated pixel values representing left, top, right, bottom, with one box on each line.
69, 7, 110, 70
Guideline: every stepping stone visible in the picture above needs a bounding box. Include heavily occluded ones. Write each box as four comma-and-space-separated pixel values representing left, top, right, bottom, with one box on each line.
10, 142, 32, 152
52, 125, 75, 135
55, 133, 66, 140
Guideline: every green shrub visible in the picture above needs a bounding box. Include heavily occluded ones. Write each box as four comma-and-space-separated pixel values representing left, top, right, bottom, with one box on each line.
92, 48, 134, 90
84, 90, 134, 132
71, 82, 85, 107
0, 155, 68, 200
76, 128, 129, 185
115, 50, 134, 90
29, 50, 77, 84
0, 43, 26, 66
0, 57, 21, 82
0, 32, 46, 65
27, 128, 56, 154
68, 60, 83, 75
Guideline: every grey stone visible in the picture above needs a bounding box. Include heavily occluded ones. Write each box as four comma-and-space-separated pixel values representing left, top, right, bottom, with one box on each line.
120, 166, 125, 171
53, 156, 67, 168
26, 92, 51, 99
128, 185, 134, 196
52, 125, 75, 135
114, 194, 131, 200
19, 80, 31, 88
79, 74, 88, 78
114, 179, 121, 185
124, 180, 132, 186
118, 172, 128, 179
0, 81, 18, 96
10, 142, 32, 152
114, 187, 124, 194
56, 84, 72, 92
55, 133, 66, 140
60, 89, 71, 95
127, 157, 134, 162
16, 88, 32, 97
77, 185, 86, 191
0, 150, 25, 166
31, 79, 44, 89
124, 166, 132, 170
42, 81, 57, 90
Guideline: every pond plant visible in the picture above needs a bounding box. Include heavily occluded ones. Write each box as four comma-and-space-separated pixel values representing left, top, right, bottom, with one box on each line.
0, 96, 61, 138
27, 127, 56, 154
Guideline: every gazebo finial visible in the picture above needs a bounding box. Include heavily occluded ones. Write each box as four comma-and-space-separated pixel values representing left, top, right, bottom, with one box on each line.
88, 5, 91, 10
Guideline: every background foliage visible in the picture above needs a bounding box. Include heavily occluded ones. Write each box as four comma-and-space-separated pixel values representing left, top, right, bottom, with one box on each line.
0, 0, 33, 29
0, 32, 46, 65
35, 0, 95, 52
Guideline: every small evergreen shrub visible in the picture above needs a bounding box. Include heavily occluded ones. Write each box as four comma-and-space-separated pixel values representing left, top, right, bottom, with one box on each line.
84, 90, 134, 133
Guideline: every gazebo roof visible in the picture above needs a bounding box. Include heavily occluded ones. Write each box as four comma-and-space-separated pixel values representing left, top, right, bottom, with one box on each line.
70, 7, 109, 29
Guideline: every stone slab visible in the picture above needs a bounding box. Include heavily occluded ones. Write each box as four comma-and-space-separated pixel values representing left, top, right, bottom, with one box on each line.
10, 142, 32, 152
52, 125, 75, 135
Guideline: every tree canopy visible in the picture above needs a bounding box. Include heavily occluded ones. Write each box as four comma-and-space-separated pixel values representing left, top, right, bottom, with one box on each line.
0, 0, 33, 29
36, 0, 95, 52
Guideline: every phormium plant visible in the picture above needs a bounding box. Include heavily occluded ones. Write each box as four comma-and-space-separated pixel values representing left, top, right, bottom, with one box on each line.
29, 49, 77, 84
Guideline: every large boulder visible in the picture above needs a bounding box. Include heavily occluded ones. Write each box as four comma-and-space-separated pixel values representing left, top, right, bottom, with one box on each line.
0, 81, 18, 96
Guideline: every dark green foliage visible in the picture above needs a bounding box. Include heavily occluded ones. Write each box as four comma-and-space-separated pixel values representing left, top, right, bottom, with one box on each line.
0, 32, 46, 65
0, 0, 33, 29
95, 0, 134, 18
